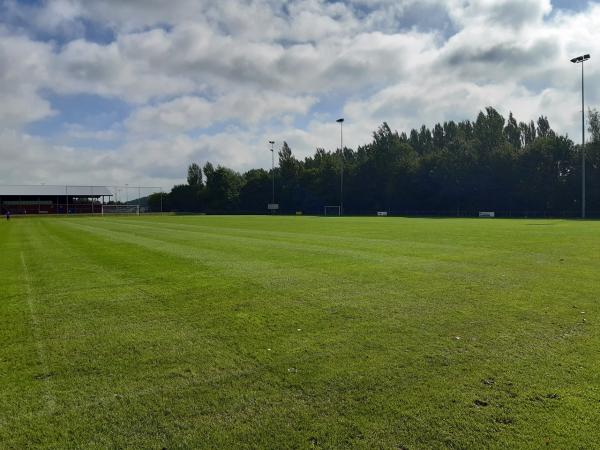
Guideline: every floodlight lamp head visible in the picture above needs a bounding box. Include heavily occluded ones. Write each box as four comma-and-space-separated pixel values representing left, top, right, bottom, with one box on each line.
268, 140, 275, 144
336, 118, 344, 123
571, 54, 590, 64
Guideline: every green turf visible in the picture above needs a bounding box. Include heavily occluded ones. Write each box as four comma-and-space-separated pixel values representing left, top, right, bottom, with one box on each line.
1, 215, 599, 448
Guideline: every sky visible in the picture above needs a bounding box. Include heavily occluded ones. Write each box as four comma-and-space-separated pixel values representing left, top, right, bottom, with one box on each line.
1, 0, 599, 189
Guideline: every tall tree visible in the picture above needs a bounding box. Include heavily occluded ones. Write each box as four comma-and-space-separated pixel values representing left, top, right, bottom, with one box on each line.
160, 107, 587, 217
504, 112, 521, 149
536, 116, 553, 139
588, 108, 600, 143
205, 166, 243, 211
187, 163, 203, 186
432, 123, 445, 150
239, 169, 271, 212
278, 141, 303, 211
418, 125, 433, 154
203, 162, 215, 183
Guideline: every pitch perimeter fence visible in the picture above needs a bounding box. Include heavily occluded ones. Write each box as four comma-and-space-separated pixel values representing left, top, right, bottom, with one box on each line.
167, 208, 600, 219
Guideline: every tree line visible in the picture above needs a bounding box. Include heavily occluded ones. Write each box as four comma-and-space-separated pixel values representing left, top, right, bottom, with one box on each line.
148, 107, 600, 217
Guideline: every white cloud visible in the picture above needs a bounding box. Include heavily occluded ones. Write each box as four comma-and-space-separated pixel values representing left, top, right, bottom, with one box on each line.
52, 37, 195, 103
46, 22, 430, 102
126, 93, 317, 134
63, 123, 122, 141
1, 0, 600, 188
0, 29, 54, 127
445, 0, 553, 28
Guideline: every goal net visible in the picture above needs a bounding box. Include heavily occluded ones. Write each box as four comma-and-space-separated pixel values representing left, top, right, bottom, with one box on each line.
101, 204, 140, 216
324, 205, 341, 216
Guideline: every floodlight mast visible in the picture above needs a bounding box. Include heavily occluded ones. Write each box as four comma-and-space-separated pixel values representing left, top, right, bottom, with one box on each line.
337, 118, 344, 215
269, 140, 275, 206
571, 53, 590, 218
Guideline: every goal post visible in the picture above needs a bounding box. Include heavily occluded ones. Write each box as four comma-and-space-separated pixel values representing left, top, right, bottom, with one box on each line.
324, 205, 341, 216
101, 204, 140, 216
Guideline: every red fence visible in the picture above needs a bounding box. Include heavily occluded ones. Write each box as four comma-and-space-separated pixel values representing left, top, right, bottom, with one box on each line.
2, 203, 103, 215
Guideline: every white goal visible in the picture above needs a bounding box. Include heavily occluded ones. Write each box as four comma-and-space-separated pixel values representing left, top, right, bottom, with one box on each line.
101, 204, 140, 216
324, 205, 341, 216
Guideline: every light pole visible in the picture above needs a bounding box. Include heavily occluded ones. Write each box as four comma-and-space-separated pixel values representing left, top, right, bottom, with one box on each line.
571, 53, 590, 219
269, 141, 275, 206
336, 118, 344, 215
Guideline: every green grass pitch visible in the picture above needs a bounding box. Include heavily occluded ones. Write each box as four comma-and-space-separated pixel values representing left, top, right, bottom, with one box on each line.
1, 215, 599, 448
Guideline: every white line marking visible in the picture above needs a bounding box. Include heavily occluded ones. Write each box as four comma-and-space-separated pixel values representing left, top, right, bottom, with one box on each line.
20, 252, 56, 412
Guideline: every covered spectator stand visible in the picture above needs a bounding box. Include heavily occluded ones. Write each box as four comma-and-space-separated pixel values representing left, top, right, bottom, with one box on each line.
0, 185, 113, 214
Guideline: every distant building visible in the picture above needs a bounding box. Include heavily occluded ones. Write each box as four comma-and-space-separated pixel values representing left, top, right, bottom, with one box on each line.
0, 185, 112, 214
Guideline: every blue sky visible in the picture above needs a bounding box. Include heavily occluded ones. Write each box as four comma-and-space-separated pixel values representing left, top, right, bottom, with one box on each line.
0, 0, 599, 188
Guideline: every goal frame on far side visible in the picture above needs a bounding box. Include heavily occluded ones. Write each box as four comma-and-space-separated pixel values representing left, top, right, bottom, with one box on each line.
101, 204, 140, 216
324, 205, 341, 216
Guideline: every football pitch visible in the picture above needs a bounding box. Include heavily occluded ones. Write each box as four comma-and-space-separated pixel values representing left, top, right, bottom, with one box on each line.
1, 215, 599, 448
